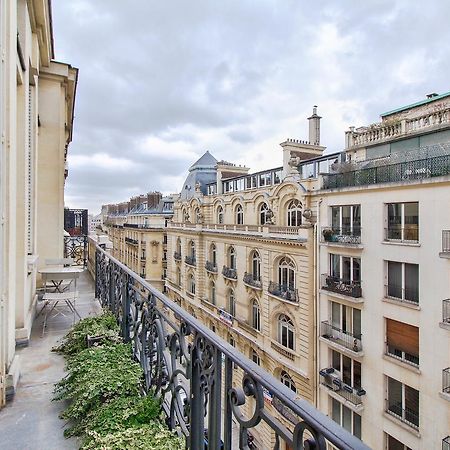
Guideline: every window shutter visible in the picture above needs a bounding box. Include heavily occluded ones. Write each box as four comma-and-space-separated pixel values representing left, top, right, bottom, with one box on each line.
386, 318, 419, 355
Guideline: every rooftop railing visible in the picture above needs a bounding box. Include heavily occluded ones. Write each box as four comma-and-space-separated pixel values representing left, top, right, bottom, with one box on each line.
322, 149, 450, 190
89, 238, 370, 450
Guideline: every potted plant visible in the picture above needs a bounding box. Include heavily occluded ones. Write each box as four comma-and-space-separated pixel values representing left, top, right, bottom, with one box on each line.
322, 228, 333, 242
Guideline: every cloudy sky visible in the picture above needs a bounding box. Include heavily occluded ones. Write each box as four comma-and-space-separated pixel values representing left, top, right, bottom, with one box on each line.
52, 0, 450, 214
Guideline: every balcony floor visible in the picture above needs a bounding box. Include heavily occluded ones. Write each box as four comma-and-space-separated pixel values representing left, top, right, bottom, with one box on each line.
0, 271, 100, 450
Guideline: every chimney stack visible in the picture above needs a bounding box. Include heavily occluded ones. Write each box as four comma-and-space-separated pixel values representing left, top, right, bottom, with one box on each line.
307, 105, 322, 145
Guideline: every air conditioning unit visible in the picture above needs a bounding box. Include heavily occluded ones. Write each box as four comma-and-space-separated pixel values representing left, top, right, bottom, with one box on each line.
319, 368, 342, 391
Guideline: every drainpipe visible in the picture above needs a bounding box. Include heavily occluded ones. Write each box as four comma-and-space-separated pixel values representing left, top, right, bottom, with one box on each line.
313, 198, 323, 407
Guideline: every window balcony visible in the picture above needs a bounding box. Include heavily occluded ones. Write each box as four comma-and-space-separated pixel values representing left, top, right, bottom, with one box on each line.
440, 230, 450, 258
222, 265, 237, 280
443, 368, 450, 395
384, 226, 419, 243
268, 281, 298, 302
125, 237, 138, 246
173, 251, 182, 261
185, 255, 196, 267
384, 284, 419, 305
87, 238, 370, 450
319, 368, 366, 407
385, 344, 419, 368
321, 227, 362, 245
443, 436, 450, 450
243, 272, 262, 290
321, 274, 362, 299
442, 299, 450, 326
385, 399, 419, 430
320, 321, 362, 353
205, 261, 217, 273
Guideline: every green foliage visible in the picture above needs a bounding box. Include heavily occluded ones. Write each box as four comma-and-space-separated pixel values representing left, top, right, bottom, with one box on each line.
54, 343, 142, 424
54, 313, 183, 449
82, 424, 184, 450
65, 394, 161, 438
53, 311, 120, 356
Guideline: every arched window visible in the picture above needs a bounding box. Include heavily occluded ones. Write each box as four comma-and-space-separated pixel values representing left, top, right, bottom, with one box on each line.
210, 243, 217, 266
189, 240, 196, 258
194, 207, 202, 224
228, 246, 236, 270
278, 314, 295, 350
176, 267, 181, 286
189, 273, 196, 295
287, 199, 302, 226
217, 206, 224, 224
251, 299, 261, 331
228, 289, 236, 317
250, 251, 261, 281
278, 257, 295, 291
259, 202, 269, 225
236, 204, 244, 225
280, 370, 297, 393
210, 281, 216, 305
251, 349, 260, 366
176, 238, 181, 254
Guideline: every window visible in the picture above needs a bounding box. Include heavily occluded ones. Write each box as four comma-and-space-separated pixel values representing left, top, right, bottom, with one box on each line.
386, 261, 419, 303
280, 371, 296, 393
385, 434, 413, 450
217, 206, 224, 224
331, 398, 361, 439
210, 243, 217, 266
278, 314, 295, 350
330, 254, 361, 284
287, 199, 302, 226
251, 299, 261, 331
331, 350, 361, 389
236, 204, 244, 225
189, 240, 196, 258
331, 205, 361, 236
251, 350, 260, 366
387, 202, 418, 242
386, 319, 419, 366
386, 377, 419, 429
228, 246, 236, 270
228, 289, 236, 317
259, 172, 272, 187
210, 281, 216, 305
194, 207, 201, 224
250, 251, 261, 281
176, 238, 181, 254
330, 302, 361, 339
278, 257, 295, 290
259, 203, 269, 225
176, 267, 181, 286
189, 274, 196, 295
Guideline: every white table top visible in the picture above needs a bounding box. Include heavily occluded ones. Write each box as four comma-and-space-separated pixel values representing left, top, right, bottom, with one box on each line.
39, 267, 84, 275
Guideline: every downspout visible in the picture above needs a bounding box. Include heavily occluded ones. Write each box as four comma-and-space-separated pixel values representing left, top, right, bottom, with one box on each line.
313, 198, 323, 407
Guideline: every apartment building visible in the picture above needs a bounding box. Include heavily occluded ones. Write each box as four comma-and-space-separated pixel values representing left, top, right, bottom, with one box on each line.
104, 193, 174, 291
0, 0, 77, 405
307, 93, 450, 449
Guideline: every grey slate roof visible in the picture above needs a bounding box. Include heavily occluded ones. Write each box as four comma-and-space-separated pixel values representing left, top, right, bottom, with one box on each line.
181, 151, 218, 200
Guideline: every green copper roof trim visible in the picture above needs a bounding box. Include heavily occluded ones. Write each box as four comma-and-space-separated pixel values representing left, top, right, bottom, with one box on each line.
381, 91, 450, 117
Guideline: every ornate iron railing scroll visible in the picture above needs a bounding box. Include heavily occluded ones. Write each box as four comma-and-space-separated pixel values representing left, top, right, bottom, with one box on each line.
64, 235, 88, 266
91, 238, 370, 450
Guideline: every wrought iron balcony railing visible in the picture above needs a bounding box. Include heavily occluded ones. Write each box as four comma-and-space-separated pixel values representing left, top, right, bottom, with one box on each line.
268, 281, 298, 302
243, 272, 262, 289
442, 299, 450, 324
205, 261, 218, 273
442, 230, 450, 253
443, 436, 450, 450
321, 227, 361, 245
385, 344, 419, 367
385, 399, 419, 430
90, 238, 369, 450
125, 236, 139, 245
222, 265, 237, 280
322, 148, 450, 190
320, 321, 362, 353
173, 251, 182, 261
385, 284, 419, 304
321, 274, 362, 298
319, 368, 366, 407
443, 368, 450, 395
185, 255, 196, 267
63, 235, 88, 267
384, 226, 419, 243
